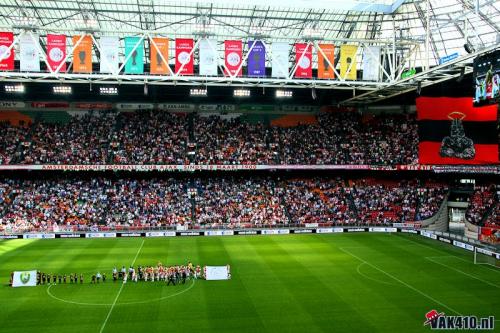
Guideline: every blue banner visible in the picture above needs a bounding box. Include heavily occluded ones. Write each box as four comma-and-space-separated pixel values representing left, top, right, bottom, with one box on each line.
247, 41, 265, 77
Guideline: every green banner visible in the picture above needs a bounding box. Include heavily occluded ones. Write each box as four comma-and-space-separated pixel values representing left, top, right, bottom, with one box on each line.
124, 37, 144, 74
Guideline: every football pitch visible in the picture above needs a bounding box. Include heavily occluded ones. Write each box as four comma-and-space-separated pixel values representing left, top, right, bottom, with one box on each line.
1, 233, 499, 333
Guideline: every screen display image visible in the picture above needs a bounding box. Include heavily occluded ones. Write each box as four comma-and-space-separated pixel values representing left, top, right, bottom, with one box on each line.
473, 49, 500, 106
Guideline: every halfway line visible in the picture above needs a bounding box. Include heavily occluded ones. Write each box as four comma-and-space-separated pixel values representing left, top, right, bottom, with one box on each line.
99, 239, 145, 333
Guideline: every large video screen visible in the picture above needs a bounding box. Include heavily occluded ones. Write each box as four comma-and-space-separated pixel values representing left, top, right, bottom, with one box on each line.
417, 97, 499, 165
473, 49, 500, 106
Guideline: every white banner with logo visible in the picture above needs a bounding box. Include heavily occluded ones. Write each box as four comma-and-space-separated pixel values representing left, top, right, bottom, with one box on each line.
272, 42, 289, 78
12, 270, 37, 287
0, 101, 25, 109
204, 266, 230, 280
99, 36, 119, 74
362, 46, 380, 81
199, 39, 218, 76
116, 103, 154, 110
20, 34, 40, 72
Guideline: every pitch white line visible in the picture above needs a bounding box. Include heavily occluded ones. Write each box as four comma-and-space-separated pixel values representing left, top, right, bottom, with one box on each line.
400, 235, 500, 274
339, 247, 462, 315
356, 262, 397, 286
99, 239, 144, 333
425, 256, 500, 289
46, 279, 196, 306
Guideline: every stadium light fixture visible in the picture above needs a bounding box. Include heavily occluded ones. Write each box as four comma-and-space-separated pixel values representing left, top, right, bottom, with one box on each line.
234, 88, 250, 97
190, 88, 207, 97
53, 85, 72, 94
5, 84, 25, 93
99, 86, 118, 95
276, 89, 293, 98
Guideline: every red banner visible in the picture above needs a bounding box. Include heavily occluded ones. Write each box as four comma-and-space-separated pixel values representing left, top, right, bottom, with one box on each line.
417, 97, 499, 165
46, 34, 66, 72
31, 102, 70, 108
175, 38, 194, 75
224, 40, 242, 77
295, 43, 312, 78
74, 102, 113, 110
0, 32, 15, 71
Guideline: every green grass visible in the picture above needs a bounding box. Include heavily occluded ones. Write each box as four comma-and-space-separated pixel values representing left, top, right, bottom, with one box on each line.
0, 233, 499, 333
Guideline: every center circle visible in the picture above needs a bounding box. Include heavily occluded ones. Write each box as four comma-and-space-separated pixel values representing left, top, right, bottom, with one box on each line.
46, 279, 196, 306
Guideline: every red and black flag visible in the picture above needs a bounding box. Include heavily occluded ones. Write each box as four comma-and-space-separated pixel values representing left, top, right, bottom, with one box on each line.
417, 97, 498, 165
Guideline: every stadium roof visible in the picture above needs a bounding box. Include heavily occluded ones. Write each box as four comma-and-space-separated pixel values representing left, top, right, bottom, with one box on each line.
0, 0, 498, 103
0, 0, 497, 65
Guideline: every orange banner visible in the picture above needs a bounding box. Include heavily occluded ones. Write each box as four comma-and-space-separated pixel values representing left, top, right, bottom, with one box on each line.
72, 35, 92, 73
150, 37, 169, 75
317, 44, 335, 79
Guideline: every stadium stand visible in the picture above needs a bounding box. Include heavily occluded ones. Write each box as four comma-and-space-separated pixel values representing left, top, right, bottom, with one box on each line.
0, 111, 419, 165
0, 176, 448, 233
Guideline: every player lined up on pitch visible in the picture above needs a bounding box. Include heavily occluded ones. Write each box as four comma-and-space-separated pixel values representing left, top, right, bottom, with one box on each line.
112, 261, 202, 285
33, 272, 84, 285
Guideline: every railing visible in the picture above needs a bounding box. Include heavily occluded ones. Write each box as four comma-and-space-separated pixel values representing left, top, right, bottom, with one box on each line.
0, 221, 400, 235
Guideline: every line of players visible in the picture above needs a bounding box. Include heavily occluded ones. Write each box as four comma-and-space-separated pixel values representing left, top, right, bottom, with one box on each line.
36, 272, 85, 285
112, 262, 202, 285
33, 262, 202, 286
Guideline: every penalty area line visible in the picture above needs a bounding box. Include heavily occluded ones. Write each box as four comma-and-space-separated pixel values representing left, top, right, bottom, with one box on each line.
425, 257, 500, 289
99, 239, 145, 333
339, 246, 462, 316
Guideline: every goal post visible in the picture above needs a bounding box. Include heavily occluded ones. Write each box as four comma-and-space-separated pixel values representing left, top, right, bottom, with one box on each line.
474, 247, 500, 268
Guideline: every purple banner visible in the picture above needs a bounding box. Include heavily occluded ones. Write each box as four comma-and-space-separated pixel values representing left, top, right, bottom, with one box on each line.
247, 41, 266, 77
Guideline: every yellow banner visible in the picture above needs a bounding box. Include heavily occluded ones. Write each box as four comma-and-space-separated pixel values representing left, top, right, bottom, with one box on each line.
340, 45, 358, 80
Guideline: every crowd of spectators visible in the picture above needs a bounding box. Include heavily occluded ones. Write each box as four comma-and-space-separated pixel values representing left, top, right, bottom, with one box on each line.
193, 116, 281, 165
0, 111, 420, 165
284, 178, 358, 225
0, 178, 191, 233
350, 179, 419, 224
0, 177, 448, 233
18, 113, 115, 165
109, 112, 188, 164
194, 177, 287, 227
483, 201, 500, 228
281, 113, 418, 165
465, 185, 496, 225
0, 121, 30, 164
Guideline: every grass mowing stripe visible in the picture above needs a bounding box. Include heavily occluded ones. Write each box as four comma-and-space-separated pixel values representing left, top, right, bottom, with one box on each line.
338, 246, 463, 316
99, 239, 144, 333
424, 256, 500, 289
397, 234, 500, 275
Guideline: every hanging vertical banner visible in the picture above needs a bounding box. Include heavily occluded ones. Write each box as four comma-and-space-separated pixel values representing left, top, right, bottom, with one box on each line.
247, 41, 265, 77
150, 37, 169, 75
20, 33, 40, 72
0, 32, 14, 71
224, 40, 242, 77
271, 42, 289, 78
46, 34, 66, 72
99, 36, 119, 74
362, 46, 380, 81
340, 45, 358, 80
295, 43, 312, 78
199, 39, 218, 76
72, 35, 92, 73
175, 38, 194, 75
124, 37, 144, 74
317, 44, 335, 79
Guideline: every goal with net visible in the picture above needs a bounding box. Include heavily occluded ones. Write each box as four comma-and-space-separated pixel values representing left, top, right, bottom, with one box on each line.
474, 247, 500, 268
